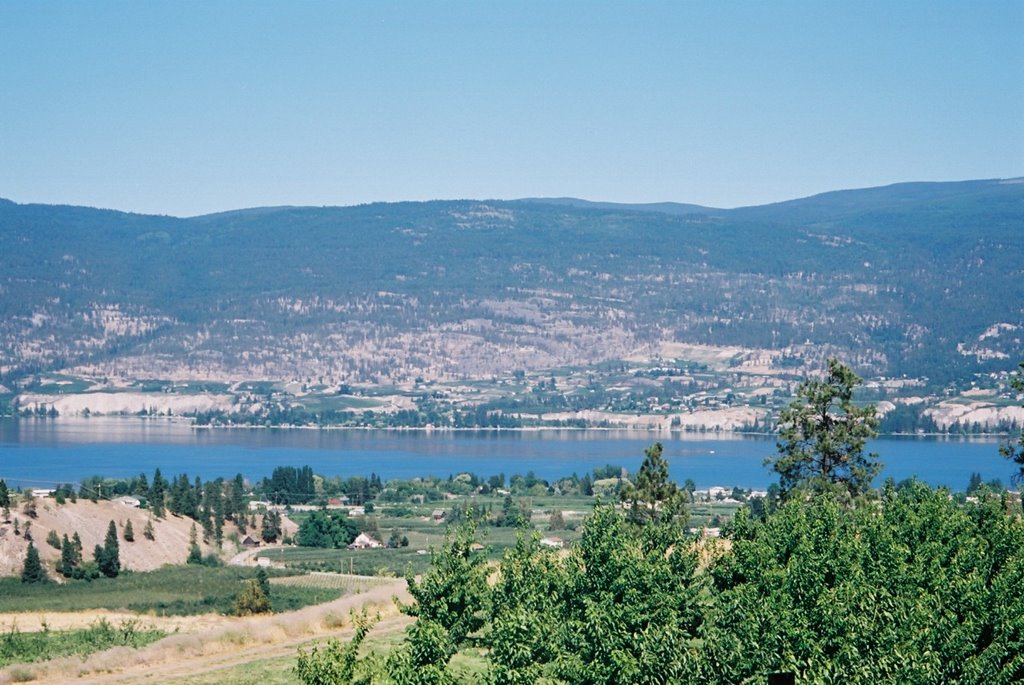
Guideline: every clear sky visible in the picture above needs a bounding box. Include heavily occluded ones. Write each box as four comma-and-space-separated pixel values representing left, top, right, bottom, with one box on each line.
1, 1, 1022, 216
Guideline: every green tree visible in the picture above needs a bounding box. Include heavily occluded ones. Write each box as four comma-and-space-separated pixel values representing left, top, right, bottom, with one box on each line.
296, 510, 358, 548
58, 534, 77, 577
386, 619, 457, 685
702, 482, 1024, 683
554, 504, 704, 684
143, 518, 155, 540
187, 522, 203, 564
394, 521, 489, 682
769, 358, 880, 498
261, 509, 281, 543
149, 468, 166, 518
230, 473, 247, 526
255, 566, 271, 600
295, 611, 378, 685
21, 542, 47, 583
0, 478, 10, 509
487, 533, 565, 685
123, 519, 134, 542
999, 361, 1024, 485
620, 442, 687, 527
234, 578, 272, 616
96, 520, 120, 577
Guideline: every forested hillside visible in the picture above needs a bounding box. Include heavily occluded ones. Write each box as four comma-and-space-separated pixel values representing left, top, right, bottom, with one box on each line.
1, 179, 1022, 390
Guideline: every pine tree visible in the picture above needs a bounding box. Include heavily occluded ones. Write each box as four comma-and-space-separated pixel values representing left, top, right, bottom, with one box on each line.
200, 479, 216, 541
21, 542, 47, 583
256, 566, 271, 600
71, 531, 83, 564
143, 518, 155, 540
123, 519, 135, 542
59, 534, 77, 577
150, 468, 166, 518
769, 358, 881, 499
187, 522, 202, 564
230, 474, 247, 523
621, 442, 687, 527
96, 520, 120, 577
213, 479, 226, 547
261, 510, 281, 543
0, 478, 9, 508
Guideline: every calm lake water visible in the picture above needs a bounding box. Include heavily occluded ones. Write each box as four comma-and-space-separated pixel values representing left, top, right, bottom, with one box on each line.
0, 417, 1015, 491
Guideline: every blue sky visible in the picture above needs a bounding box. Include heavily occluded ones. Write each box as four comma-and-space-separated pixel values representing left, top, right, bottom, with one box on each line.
1, 1, 1021, 216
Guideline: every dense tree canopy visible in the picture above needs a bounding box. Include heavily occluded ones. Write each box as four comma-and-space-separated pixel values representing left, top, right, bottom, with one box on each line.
296, 442, 1024, 685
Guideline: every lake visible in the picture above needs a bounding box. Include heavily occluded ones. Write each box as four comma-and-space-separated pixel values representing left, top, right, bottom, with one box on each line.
0, 417, 1016, 491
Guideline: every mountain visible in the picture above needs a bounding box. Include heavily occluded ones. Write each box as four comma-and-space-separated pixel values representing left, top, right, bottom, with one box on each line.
518, 197, 718, 216
0, 180, 1022, 392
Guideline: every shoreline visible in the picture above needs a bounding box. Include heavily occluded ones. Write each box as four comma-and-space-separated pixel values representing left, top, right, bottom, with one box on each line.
0, 414, 1013, 440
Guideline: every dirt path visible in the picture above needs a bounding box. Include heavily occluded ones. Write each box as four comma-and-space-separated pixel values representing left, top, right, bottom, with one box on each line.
0, 579, 411, 685
72, 613, 413, 685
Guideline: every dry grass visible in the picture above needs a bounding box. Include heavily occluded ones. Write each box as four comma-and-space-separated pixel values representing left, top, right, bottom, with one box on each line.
0, 578, 410, 685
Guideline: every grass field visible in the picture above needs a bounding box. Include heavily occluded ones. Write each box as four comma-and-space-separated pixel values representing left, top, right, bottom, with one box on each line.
169, 620, 488, 685
0, 617, 165, 667
0, 566, 343, 616
263, 517, 575, 577
275, 493, 738, 577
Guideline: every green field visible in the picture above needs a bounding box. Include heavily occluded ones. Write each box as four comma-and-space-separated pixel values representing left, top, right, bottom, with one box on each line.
274, 493, 740, 576
0, 566, 342, 616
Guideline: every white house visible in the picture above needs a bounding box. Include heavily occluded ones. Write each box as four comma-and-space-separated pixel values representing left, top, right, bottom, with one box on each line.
348, 532, 383, 550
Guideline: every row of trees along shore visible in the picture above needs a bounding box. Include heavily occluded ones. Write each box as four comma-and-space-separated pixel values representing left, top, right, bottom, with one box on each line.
296, 359, 1024, 685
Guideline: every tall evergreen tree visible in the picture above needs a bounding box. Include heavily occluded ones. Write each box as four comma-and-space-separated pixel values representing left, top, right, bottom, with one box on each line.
230, 474, 247, 523
187, 522, 203, 564
200, 479, 216, 542
213, 483, 226, 547
71, 531, 83, 564
134, 472, 149, 497
621, 442, 687, 527
21, 542, 47, 583
96, 520, 120, 577
150, 468, 166, 518
769, 358, 880, 499
261, 510, 281, 543
59, 534, 77, 577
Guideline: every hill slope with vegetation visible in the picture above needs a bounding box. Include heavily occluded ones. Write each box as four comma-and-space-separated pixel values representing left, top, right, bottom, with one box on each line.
1, 180, 1022, 429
